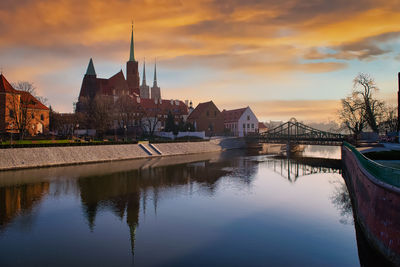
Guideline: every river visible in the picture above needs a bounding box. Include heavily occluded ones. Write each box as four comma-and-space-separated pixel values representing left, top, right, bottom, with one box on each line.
0, 146, 381, 266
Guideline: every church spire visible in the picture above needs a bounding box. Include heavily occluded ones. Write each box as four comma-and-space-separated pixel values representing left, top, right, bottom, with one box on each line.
142, 59, 147, 86
129, 22, 135, 62
86, 58, 96, 76
153, 59, 157, 87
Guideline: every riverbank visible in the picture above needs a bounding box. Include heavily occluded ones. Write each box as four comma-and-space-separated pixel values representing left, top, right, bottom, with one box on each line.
0, 137, 247, 171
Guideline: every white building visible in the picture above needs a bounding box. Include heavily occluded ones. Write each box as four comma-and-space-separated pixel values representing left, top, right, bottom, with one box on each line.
222, 107, 259, 137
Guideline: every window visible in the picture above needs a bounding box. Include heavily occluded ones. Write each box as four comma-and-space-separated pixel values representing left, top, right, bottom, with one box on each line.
251, 124, 254, 128
206, 111, 209, 117
214, 111, 217, 116
247, 124, 250, 128
31, 113, 35, 119
9, 109, 14, 118
247, 115, 250, 120
243, 124, 245, 129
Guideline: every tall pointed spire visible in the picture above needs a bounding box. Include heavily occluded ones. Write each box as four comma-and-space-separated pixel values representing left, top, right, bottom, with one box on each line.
153, 59, 157, 87
86, 58, 96, 76
129, 22, 135, 62
142, 59, 147, 86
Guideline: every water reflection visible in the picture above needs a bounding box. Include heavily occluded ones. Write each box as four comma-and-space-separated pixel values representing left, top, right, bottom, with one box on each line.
330, 180, 353, 225
263, 156, 341, 182
0, 149, 383, 266
0, 183, 49, 231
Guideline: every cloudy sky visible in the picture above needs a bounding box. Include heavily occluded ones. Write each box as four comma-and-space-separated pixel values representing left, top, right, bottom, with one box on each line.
1, 0, 400, 122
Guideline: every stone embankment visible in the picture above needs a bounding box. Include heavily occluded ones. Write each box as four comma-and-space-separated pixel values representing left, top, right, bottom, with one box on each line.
0, 137, 247, 171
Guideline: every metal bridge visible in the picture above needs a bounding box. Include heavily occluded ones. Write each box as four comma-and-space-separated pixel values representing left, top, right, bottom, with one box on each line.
258, 118, 345, 146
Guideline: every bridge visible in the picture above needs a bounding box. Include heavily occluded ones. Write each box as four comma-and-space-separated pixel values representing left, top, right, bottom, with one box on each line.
258, 118, 345, 146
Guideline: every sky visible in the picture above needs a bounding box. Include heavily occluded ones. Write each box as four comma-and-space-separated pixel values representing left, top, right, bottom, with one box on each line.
1, 0, 400, 122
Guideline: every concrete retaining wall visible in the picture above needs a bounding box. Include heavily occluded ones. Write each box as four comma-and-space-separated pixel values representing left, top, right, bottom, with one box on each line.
342, 146, 400, 265
0, 140, 233, 171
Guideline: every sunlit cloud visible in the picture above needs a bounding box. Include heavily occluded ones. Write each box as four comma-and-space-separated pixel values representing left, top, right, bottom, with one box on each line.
0, 0, 399, 120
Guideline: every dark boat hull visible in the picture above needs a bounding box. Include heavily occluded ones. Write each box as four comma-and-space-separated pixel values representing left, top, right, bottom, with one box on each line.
342, 146, 400, 265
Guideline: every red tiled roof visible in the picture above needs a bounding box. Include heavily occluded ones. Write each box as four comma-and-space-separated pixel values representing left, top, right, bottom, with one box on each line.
0, 74, 18, 93
221, 107, 247, 123
99, 71, 129, 95
187, 101, 214, 120
19, 91, 49, 110
0, 74, 48, 110
258, 122, 267, 129
140, 98, 188, 116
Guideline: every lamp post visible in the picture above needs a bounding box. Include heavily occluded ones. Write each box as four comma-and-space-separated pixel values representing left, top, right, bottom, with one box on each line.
124, 125, 127, 142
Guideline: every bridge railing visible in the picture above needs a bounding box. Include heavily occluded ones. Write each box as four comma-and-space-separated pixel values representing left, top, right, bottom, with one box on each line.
343, 142, 400, 188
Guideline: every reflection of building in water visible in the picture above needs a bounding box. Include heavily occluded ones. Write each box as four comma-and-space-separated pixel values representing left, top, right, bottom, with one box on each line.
265, 157, 341, 182
0, 182, 49, 230
77, 156, 256, 256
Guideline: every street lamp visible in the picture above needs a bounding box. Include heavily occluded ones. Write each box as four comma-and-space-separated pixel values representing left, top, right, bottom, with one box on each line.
124, 125, 127, 142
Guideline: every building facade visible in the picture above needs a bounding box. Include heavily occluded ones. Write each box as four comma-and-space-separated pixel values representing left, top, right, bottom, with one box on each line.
187, 101, 224, 136
222, 107, 259, 137
0, 74, 49, 136
76, 25, 189, 135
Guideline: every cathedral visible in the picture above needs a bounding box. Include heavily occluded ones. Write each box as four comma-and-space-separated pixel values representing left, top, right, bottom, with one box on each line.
77, 25, 161, 105
76, 25, 190, 133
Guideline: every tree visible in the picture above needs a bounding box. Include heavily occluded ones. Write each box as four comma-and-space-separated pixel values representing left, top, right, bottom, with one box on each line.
164, 111, 175, 132
114, 95, 136, 130
77, 95, 114, 138
339, 95, 367, 138
9, 81, 44, 139
141, 101, 163, 137
379, 105, 398, 133
352, 73, 385, 133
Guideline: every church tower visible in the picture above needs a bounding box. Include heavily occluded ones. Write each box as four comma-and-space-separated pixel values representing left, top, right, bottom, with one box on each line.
139, 60, 150, 98
76, 58, 99, 112
151, 61, 161, 101
126, 24, 140, 95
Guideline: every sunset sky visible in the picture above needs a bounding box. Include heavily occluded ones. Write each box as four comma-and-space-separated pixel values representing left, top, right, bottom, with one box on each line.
1, 0, 400, 122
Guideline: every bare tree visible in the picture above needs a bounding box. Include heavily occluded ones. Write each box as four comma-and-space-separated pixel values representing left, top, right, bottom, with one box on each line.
78, 95, 114, 138
114, 95, 136, 130
8, 82, 42, 139
141, 101, 163, 137
379, 105, 398, 133
353, 73, 385, 133
339, 95, 367, 138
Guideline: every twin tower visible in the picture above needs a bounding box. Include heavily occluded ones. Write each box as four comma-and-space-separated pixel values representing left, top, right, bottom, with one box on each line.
78, 25, 161, 104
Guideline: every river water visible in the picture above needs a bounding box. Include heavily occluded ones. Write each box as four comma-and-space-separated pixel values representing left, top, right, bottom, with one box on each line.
0, 146, 367, 266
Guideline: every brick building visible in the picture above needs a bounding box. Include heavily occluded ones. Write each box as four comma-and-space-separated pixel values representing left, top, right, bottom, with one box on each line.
76, 25, 189, 134
0, 74, 49, 136
187, 101, 224, 136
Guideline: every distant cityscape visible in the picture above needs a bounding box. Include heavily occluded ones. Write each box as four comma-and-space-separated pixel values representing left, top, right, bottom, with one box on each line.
0, 25, 269, 140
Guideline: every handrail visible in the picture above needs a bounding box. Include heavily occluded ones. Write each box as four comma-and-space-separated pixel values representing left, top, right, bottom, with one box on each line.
343, 142, 400, 188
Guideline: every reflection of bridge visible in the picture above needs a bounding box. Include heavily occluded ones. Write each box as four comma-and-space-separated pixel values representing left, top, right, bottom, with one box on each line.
258, 119, 345, 146
265, 156, 342, 182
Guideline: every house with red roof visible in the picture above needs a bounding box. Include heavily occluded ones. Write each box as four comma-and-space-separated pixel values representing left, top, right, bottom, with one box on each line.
187, 101, 224, 136
0, 74, 49, 136
221, 107, 259, 137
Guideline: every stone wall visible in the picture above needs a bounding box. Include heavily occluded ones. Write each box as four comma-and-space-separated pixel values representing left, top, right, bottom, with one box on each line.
0, 140, 228, 171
